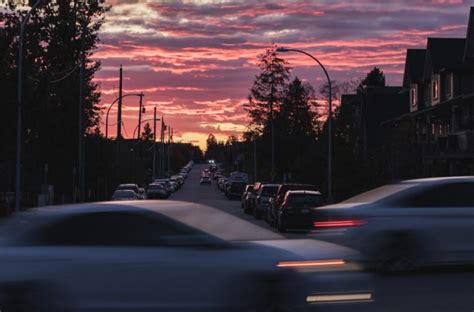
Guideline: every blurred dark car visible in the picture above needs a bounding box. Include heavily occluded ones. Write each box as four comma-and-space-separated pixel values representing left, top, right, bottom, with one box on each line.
0, 201, 333, 311
313, 177, 474, 272
146, 183, 170, 199
226, 181, 247, 200
276, 190, 324, 232
241, 184, 254, 209
266, 184, 318, 226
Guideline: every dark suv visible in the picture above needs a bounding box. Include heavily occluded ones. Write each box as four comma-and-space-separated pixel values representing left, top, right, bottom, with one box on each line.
265, 183, 319, 225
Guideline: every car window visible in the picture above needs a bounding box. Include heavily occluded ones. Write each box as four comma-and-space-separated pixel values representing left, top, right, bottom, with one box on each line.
398, 183, 474, 208
28, 211, 215, 247
261, 186, 279, 196
287, 194, 324, 207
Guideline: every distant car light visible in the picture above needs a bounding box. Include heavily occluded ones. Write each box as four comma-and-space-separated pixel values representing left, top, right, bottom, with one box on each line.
313, 220, 366, 228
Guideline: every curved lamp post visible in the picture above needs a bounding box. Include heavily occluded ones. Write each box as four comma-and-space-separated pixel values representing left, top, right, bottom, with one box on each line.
15, 0, 47, 213
104, 93, 144, 139
276, 47, 333, 203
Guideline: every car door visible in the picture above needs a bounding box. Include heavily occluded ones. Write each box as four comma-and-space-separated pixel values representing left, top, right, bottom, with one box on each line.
393, 182, 474, 262
29, 211, 234, 311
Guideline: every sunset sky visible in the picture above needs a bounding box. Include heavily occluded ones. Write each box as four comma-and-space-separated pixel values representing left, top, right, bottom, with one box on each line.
95, 0, 471, 150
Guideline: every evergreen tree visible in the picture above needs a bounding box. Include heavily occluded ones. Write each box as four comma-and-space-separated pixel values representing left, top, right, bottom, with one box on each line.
141, 123, 153, 141
0, 0, 108, 201
244, 46, 291, 130
357, 67, 386, 93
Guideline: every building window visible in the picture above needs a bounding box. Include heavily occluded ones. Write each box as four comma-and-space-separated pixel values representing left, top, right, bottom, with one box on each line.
432, 76, 439, 101
410, 84, 418, 108
446, 73, 453, 99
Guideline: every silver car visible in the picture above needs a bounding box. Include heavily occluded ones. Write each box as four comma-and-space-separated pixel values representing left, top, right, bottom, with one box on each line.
313, 176, 474, 272
0, 201, 341, 311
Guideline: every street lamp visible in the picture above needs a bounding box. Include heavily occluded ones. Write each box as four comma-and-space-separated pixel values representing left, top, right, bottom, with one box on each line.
104, 93, 144, 139
276, 47, 333, 203
15, 0, 46, 213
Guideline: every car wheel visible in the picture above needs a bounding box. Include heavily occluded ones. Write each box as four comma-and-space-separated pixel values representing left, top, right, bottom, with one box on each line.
224, 272, 306, 312
0, 282, 66, 312
253, 206, 262, 219
372, 233, 420, 273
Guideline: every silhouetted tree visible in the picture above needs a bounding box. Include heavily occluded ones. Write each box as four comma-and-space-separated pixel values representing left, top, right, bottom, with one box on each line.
357, 67, 386, 94
0, 1, 108, 203
141, 123, 153, 141
244, 45, 291, 130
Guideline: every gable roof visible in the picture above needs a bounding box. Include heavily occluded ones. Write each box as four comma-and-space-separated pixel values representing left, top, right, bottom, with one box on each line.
423, 38, 466, 80
464, 7, 474, 64
403, 49, 426, 87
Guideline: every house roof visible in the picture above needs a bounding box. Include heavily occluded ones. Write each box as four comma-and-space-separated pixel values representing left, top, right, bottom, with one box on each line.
464, 7, 474, 64
423, 38, 466, 80
402, 49, 426, 87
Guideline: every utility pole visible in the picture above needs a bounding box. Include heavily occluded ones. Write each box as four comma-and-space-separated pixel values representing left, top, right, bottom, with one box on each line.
253, 139, 257, 182
15, 0, 45, 212
152, 107, 157, 180
160, 117, 165, 177
137, 93, 144, 140
78, 19, 86, 202
116, 65, 123, 185
167, 126, 171, 175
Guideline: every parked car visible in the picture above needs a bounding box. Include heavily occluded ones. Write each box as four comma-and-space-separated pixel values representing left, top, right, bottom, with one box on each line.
226, 181, 247, 200
218, 177, 228, 191
253, 184, 281, 219
169, 181, 179, 193
0, 201, 323, 310
200, 176, 211, 184
266, 184, 318, 226
276, 190, 324, 232
111, 190, 139, 201
154, 179, 173, 193
116, 183, 140, 194
313, 176, 474, 272
241, 184, 254, 209
244, 182, 263, 214
137, 188, 146, 200
146, 183, 170, 199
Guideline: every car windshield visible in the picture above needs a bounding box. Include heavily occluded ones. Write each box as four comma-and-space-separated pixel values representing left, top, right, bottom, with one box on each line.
287, 194, 323, 207
261, 186, 279, 196
342, 184, 416, 204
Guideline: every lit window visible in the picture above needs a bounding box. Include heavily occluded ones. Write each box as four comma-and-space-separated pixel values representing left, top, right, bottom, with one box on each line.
432, 78, 439, 100
410, 85, 418, 107
446, 73, 453, 98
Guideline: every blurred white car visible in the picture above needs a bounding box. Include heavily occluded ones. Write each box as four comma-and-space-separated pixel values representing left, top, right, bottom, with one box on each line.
0, 201, 348, 311
313, 176, 474, 272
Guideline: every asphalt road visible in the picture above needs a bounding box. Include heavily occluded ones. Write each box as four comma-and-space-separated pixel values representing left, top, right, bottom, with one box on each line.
173, 164, 474, 311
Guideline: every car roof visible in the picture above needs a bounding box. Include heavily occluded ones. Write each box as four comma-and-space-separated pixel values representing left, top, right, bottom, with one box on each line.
261, 184, 281, 188
114, 189, 135, 194
7, 201, 284, 242
286, 190, 322, 196
400, 176, 474, 184
118, 184, 137, 187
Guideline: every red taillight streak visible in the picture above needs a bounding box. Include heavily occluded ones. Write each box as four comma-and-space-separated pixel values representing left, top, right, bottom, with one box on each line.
313, 220, 366, 228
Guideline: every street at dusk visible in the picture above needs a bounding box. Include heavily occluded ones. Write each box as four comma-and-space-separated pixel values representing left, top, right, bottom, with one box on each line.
3, 0, 474, 311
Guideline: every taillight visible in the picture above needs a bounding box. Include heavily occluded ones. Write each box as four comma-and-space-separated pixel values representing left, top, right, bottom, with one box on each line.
313, 219, 366, 228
